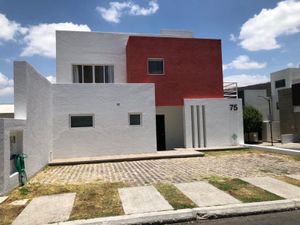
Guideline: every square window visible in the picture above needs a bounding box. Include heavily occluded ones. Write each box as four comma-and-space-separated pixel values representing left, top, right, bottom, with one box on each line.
275, 79, 285, 89
148, 59, 164, 75
70, 115, 94, 128
129, 114, 141, 125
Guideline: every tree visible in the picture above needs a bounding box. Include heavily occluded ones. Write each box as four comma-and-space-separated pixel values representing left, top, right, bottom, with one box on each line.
243, 105, 263, 133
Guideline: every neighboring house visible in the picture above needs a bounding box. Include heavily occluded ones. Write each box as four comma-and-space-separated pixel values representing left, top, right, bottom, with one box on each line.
271, 67, 300, 142
0, 30, 244, 194
238, 83, 273, 142
0, 104, 14, 118
277, 74, 300, 143
238, 83, 271, 121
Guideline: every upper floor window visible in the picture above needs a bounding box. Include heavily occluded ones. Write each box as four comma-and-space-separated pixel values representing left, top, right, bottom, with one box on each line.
275, 79, 285, 89
73, 65, 114, 83
148, 58, 164, 75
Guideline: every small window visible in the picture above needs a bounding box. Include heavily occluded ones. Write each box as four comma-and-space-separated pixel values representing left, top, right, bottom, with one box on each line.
148, 59, 164, 75
70, 115, 94, 128
275, 79, 286, 88
129, 114, 142, 126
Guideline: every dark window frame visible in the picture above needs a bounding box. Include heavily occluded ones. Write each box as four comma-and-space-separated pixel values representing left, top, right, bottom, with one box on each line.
129, 113, 142, 126
70, 114, 94, 128
292, 83, 300, 106
72, 64, 114, 83
147, 58, 164, 75
275, 79, 286, 89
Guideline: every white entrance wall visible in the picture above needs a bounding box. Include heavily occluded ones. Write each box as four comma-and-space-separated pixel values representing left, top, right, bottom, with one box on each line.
52, 83, 156, 159
0, 119, 25, 194
184, 98, 244, 148
156, 106, 184, 149
14, 61, 52, 177
14, 61, 157, 161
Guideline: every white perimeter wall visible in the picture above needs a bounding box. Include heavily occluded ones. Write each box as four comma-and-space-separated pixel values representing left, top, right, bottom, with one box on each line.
0, 119, 25, 194
156, 106, 184, 149
56, 31, 129, 84
14, 61, 52, 177
184, 98, 244, 148
52, 83, 156, 159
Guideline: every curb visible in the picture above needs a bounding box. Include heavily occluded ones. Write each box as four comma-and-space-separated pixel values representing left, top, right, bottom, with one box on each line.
48, 153, 205, 166
51, 199, 300, 225
244, 144, 300, 156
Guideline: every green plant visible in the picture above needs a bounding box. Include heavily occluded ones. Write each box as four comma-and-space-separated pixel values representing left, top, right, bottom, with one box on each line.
243, 106, 263, 133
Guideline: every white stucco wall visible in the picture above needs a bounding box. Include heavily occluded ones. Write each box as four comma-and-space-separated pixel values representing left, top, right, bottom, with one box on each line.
52, 83, 156, 159
0, 119, 26, 194
184, 98, 244, 148
56, 31, 130, 84
156, 106, 184, 149
14, 61, 52, 177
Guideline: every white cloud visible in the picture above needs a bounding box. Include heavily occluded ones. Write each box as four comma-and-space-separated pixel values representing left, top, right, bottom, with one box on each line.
239, 0, 300, 51
0, 72, 14, 97
229, 33, 237, 42
0, 13, 27, 41
96, 0, 159, 23
224, 74, 269, 87
287, 62, 295, 67
21, 23, 91, 58
46, 75, 56, 83
223, 55, 267, 70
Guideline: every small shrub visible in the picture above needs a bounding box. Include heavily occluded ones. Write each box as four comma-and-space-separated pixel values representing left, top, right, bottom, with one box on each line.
243, 106, 263, 133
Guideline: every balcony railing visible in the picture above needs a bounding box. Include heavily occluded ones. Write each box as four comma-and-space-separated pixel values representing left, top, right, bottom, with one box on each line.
223, 82, 238, 98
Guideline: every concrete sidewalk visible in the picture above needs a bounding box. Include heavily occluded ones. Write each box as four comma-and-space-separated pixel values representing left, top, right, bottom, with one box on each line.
49, 150, 204, 165
12, 175, 300, 225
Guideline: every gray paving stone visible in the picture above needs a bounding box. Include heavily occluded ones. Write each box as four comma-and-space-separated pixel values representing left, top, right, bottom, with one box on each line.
175, 181, 240, 207
118, 185, 173, 214
287, 174, 300, 180
243, 177, 300, 199
9, 199, 29, 206
12, 193, 76, 225
0, 196, 8, 204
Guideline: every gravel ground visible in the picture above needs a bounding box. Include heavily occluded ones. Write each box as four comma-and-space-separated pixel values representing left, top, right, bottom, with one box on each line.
30, 151, 300, 185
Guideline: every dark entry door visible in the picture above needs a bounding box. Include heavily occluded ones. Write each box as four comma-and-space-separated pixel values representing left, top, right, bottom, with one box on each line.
156, 115, 166, 150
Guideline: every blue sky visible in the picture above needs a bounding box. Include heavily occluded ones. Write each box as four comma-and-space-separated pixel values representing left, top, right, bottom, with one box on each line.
1, 0, 300, 103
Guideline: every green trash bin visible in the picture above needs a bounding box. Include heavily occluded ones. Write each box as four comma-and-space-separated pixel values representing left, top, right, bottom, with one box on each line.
14, 153, 28, 186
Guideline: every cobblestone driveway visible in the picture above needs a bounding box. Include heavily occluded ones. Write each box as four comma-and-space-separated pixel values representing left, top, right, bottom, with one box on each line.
31, 151, 300, 186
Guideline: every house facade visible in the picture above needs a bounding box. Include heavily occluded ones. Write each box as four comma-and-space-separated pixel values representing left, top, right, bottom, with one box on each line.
1, 30, 243, 194
270, 68, 300, 142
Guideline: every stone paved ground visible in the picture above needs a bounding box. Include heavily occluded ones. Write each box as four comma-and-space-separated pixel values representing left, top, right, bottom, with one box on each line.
31, 151, 300, 186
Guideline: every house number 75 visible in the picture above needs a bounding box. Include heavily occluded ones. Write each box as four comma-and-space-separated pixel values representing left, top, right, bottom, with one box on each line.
230, 104, 238, 111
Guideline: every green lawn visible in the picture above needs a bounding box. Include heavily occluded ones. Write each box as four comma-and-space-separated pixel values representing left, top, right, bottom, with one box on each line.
0, 182, 127, 225
155, 183, 197, 209
207, 176, 284, 203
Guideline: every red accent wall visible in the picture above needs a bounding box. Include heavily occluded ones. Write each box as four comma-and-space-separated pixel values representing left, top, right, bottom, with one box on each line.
126, 36, 224, 106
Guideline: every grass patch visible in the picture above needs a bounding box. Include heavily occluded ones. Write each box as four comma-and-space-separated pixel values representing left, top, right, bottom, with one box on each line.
275, 176, 300, 187
208, 176, 283, 203
204, 148, 253, 157
289, 155, 300, 161
2, 181, 126, 223
0, 205, 25, 225
155, 183, 197, 209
